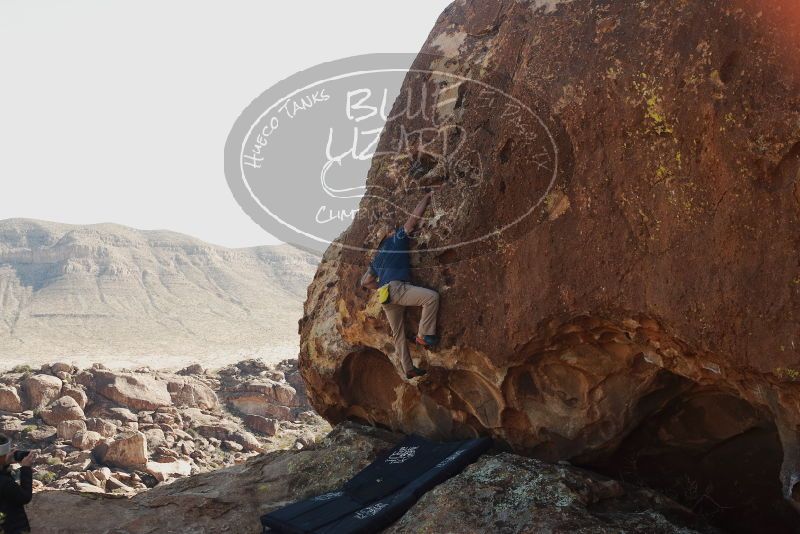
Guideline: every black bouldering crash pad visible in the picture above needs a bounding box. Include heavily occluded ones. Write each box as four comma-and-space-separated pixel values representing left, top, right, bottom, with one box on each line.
261, 433, 492, 534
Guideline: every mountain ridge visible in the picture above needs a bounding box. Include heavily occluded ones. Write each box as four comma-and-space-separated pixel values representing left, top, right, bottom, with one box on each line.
0, 218, 318, 369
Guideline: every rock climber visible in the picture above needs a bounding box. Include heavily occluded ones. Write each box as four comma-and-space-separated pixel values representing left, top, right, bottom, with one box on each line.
360, 190, 440, 380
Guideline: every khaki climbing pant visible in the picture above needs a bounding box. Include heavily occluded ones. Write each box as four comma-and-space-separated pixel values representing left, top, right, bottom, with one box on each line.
381, 281, 439, 375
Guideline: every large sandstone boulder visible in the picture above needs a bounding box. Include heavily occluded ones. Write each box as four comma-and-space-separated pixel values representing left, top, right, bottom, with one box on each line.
298, 0, 800, 522
21, 374, 62, 410
102, 431, 148, 469
93, 370, 172, 410
40, 396, 85, 426
0, 386, 23, 413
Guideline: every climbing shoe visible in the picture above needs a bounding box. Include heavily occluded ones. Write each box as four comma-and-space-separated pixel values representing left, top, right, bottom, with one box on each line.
415, 335, 439, 349
406, 366, 427, 380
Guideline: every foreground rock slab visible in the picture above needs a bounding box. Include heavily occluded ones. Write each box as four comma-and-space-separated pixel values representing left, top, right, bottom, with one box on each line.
387, 454, 710, 534
29, 423, 713, 534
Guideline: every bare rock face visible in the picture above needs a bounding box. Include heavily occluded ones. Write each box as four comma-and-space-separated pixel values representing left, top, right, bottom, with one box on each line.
299, 0, 800, 527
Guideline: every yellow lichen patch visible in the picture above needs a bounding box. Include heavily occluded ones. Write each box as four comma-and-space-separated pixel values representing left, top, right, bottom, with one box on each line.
645, 95, 672, 134
363, 294, 383, 319
633, 74, 675, 136
337, 298, 350, 321
710, 69, 726, 89
724, 112, 736, 126
774, 367, 800, 381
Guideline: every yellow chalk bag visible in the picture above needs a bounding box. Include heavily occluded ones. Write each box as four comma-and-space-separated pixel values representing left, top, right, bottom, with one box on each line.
377, 284, 391, 304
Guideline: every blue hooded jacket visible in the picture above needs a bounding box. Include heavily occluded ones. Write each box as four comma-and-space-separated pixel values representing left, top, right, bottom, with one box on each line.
369, 228, 411, 285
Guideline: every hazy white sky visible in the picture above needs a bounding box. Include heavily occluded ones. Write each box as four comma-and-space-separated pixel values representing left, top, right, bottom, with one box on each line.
0, 0, 452, 247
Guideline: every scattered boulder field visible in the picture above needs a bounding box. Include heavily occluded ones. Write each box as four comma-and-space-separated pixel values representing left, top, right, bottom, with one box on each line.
0, 358, 330, 495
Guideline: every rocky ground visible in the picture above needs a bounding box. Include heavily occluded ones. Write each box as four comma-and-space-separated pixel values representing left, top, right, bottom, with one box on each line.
0, 358, 330, 495
28, 422, 719, 533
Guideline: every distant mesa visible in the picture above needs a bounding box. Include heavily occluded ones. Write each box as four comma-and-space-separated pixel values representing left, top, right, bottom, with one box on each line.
0, 218, 318, 368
